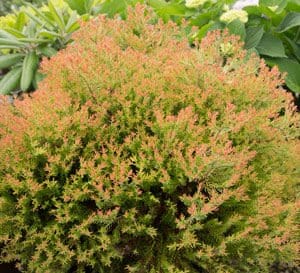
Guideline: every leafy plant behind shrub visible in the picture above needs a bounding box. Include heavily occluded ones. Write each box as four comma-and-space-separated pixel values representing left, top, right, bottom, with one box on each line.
0, 4, 299, 273
0, 0, 79, 98
0, 0, 46, 16
241, 0, 300, 95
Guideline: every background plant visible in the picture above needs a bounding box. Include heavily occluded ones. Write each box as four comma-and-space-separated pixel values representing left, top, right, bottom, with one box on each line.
0, 0, 79, 98
0, 0, 46, 16
237, 0, 300, 95
0, 5, 299, 273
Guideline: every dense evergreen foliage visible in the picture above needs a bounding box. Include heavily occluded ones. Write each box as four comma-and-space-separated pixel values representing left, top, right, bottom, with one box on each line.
0, 5, 299, 273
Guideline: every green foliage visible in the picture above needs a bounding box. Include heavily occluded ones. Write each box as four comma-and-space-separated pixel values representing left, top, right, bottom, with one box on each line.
65, 0, 103, 15
0, 0, 46, 16
242, 0, 300, 94
0, 0, 79, 97
0, 5, 299, 273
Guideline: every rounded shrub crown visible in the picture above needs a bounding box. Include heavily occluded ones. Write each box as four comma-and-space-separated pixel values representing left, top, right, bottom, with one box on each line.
0, 5, 299, 273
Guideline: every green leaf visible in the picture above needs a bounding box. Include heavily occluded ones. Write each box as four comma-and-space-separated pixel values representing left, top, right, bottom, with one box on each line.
244, 5, 262, 16
38, 46, 57, 57
245, 26, 264, 49
0, 54, 24, 70
259, 0, 285, 7
65, 12, 80, 33
268, 57, 300, 93
226, 19, 246, 40
284, 36, 300, 61
32, 72, 46, 90
190, 12, 212, 27
24, 11, 44, 27
21, 52, 39, 91
0, 67, 22, 95
148, 0, 167, 10
25, 3, 56, 29
66, 0, 88, 15
286, 0, 300, 12
38, 30, 61, 40
0, 38, 26, 48
96, 0, 127, 17
0, 29, 19, 40
256, 33, 287, 57
85, 0, 96, 14
266, 57, 300, 93
259, 0, 287, 14
18, 38, 51, 44
3, 27, 26, 39
197, 22, 214, 40
156, 3, 187, 17
15, 12, 27, 31
48, 0, 65, 30
277, 12, 300, 32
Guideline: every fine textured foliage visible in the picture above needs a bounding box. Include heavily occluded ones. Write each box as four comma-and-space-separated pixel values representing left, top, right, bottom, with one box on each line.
0, 5, 299, 273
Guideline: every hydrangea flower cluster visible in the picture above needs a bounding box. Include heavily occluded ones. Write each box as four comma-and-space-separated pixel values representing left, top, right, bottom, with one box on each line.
185, 0, 209, 8
220, 9, 248, 23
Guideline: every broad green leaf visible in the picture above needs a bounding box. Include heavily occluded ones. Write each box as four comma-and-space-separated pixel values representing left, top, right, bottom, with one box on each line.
245, 26, 264, 49
284, 36, 300, 61
244, 5, 262, 16
156, 3, 187, 17
226, 19, 246, 40
268, 57, 300, 93
66, 0, 87, 15
259, 0, 287, 14
259, 0, 285, 6
96, 0, 127, 17
286, 0, 300, 12
0, 67, 22, 95
277, 12, 300, 32
190, 12, 212, 27
256, 33, 287, 57
21, 51, 39, 91
148, 0, 167, 10
0, 54, 24, 70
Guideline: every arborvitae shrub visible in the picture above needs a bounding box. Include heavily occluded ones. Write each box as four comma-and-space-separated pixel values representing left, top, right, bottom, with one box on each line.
0, 5, 299, 273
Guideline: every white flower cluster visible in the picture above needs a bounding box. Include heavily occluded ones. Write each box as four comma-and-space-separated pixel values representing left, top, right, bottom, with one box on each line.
185, 0, 209, 8
220, 9, 248, 24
